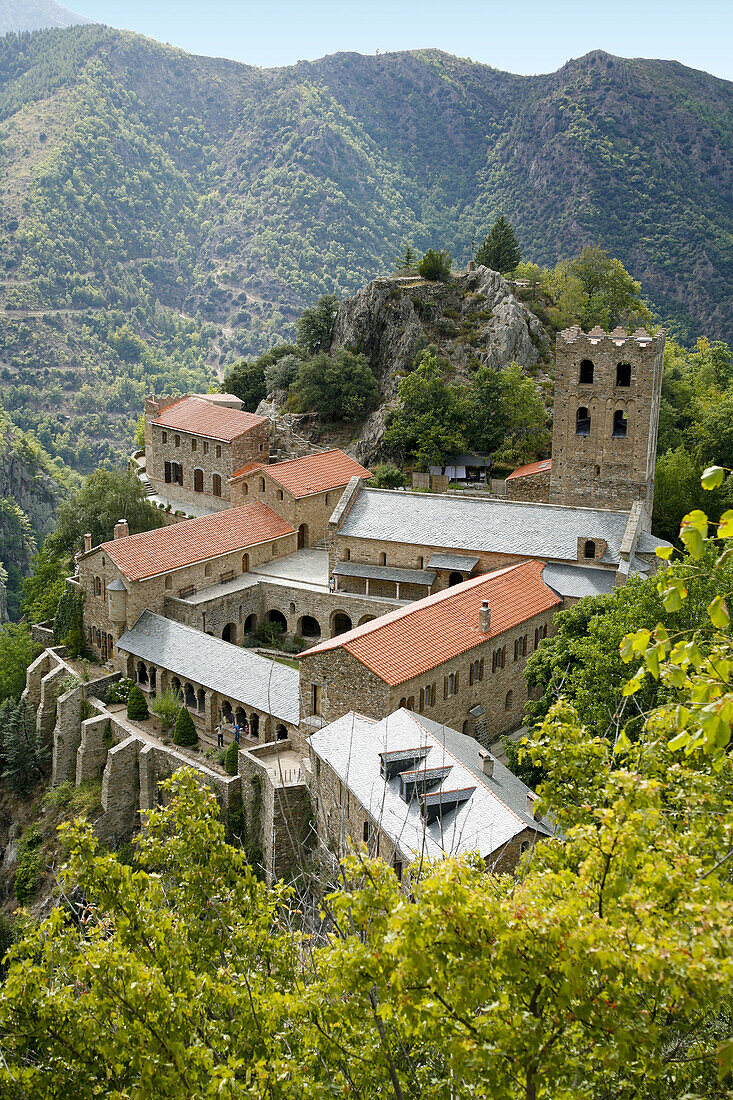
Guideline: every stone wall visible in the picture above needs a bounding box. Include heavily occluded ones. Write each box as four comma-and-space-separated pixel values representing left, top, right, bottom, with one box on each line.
147, 416, 269, 507
52, 671, 121, 786
299, 605, 557, 739
232, 472, 352, 547
549, 327, 665, 513
505, 469, 551, 503
238, 741, 314, 884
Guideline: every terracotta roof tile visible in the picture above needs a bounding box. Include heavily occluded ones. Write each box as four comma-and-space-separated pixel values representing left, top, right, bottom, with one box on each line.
507, 458, 552, 480
302, 560, 561, 685
152, 396, 267, 443
231, 461, 265, 479
261, 450, 371, 497
100, 503, 294, 581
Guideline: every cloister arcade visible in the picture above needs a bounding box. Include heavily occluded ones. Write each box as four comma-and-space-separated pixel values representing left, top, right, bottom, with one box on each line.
126, 655, 296, 746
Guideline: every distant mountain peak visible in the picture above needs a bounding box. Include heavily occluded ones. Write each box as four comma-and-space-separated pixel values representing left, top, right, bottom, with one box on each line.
0, 0, 93, 35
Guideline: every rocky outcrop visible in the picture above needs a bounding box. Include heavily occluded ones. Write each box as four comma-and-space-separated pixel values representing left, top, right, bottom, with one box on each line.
331, 266, 550, 463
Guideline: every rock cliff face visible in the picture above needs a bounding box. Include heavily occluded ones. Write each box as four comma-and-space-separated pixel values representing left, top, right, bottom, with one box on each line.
260, 266, 551, 464
331, 266, 550, 463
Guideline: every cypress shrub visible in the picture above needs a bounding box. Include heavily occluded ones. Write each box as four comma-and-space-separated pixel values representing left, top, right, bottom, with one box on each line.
126, 684, 149, 722
224, 740, 240, 775
173, 706, 198, 747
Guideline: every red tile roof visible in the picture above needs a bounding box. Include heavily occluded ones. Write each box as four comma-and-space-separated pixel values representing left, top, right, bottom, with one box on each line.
507, 458, 552, 481
100, 504, 294, 581
302, 560, 561, 685
152, 396, 267, 443
234, 449, 371, 497
231, 461, 265, 479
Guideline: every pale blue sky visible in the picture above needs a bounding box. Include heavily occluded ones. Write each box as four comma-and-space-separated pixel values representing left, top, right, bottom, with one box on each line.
72, 0, 733, 80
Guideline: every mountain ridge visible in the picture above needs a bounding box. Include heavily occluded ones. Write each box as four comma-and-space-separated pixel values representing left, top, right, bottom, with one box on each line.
0, 26, 730, 472
0, 0, 93, 35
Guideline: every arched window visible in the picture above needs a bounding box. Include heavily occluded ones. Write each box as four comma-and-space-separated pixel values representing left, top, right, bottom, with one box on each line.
194, 468, 204, 493
612, 410, 628, 438
242, 554, 249, 573
579, 359, 594, 383
212, 473, 222, 497
363, 820, 371, 844
277, 489, 284, 501
259, 477, 266, 492
616, 362, 631, 387
584, 540, 596, 559
576, 407, 591, 436
165, 575, 172, 590
419, 688, 425, 711
448, 571, 463, 587
534, 627, 539, 649
205, 562, 212, 576
94, 576, 102, 596
380, 552, 387, 566
344, 548, 351, 561
505, 690, 514, 710
242, 482, 249, 495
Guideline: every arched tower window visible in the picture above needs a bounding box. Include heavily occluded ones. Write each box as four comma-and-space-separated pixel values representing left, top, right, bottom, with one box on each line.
612, 410, 628, 438
584, 540, 596, 559
579, 359, 594, 383
575, 407, 591, 436
616, 362, 632, 387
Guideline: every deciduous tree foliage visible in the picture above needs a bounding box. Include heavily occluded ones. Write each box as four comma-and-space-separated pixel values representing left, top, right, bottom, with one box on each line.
45, 468, 164, 558
294, 348, 379, 422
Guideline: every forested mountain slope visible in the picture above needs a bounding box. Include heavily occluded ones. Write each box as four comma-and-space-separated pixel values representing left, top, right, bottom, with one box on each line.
0, 0, 92, 35
0, 27, 730, 470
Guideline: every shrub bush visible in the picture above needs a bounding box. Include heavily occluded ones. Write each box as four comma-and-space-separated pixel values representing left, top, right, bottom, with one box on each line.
151, 687, 184, 732
15, 825, 43, 905
173, 707, 198, 747
106, 678, 133, 704
370, 462, 404, 489
224, 740, 240, 775
418, 248, 452, 281
126, 684, 149, 722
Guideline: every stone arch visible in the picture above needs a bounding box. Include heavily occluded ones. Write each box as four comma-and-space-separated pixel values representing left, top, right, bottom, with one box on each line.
244, 613, 258, 634
616, 362, 631, 387
249, 713, 260, 740
448, 571, 464, 587
584, 540, 596, 559
171, 677, 182, 700
235, 706, 246, 727
184, 683, 197, 710
242, 553, 249, 573
330, 610, 352, 638
259, 476, 266, 492
196, 688, 205, 714
276, 724, 288, 740
193, 468, 204, 493
358, 615, 376, 626
505, 690, 513, 711
136, 661, 149, 686
579, 359, 594, 384
298, 615, 321, 639
220, 700, 233, 723
576, 407, 591, 436
267, 609, 288, 632
406, 695, 415, 710
212, 473, 222, 497
612, 409, 628, 438
222, 622, 237, 644
297, 522, 309, 550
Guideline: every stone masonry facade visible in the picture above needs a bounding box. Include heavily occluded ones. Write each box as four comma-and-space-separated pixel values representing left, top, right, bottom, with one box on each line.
549, 326, 665, 513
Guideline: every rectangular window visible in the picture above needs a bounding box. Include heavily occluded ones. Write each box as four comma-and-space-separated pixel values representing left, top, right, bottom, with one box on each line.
161, 431, 167, 444
164, 461, 172, 484
312, 684, 322, 716
203, 441, 209, 455
191, 438, 197, 452
216, 444, 222, 458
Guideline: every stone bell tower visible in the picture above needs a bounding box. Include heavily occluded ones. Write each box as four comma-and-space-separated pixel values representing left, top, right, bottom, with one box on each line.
549, 325, 665, 515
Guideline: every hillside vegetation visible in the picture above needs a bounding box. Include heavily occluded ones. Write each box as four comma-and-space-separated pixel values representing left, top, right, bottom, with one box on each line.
0, 28, 730, 471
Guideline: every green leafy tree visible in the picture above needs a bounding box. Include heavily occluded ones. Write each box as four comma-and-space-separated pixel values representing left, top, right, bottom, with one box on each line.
173, 706, 197, 747
264, 353, 302, 394
417, 248, 451, 281
474, 215, 521, 274
21, 545, 72, 625
369, 463, 404, 489
126, 684, 149, 722
295, 294, 339, 355
294, 349, 379, 422
150, 687, 183, 734
465, 363, 549, 466
550, 245, 653, 331
220, 359, 266, 412
133, 414, 146, 451
224, 739, 239, 775
45, 469, 164, 558
0, 624, 39, 704
384, 350, 466, 467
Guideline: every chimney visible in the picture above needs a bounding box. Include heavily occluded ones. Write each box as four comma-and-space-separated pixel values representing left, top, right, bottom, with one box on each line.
526, 792, 538, 818
113, 519, 130, 540
478, 749, 494, 778
83, 533, 92, 554
478, 600, 491, 633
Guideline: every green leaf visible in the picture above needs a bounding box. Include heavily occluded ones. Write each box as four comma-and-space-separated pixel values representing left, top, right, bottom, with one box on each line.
655, 545, 674, 560
701, 465, 725, 490
718, 511, 733, 539
708, 595, 730, 630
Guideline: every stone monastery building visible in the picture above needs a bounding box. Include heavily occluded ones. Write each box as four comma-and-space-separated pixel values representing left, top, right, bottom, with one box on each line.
37, 325, 668, 882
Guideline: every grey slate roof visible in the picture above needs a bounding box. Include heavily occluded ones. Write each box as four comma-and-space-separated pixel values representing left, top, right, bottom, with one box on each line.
117, 611, 299, 724
106, 578, 127, 591
309, 709, 551, 863
333, 561, 436, 585
427, 552, 481, 572
542, 563, 618, 600
408, 712, 553, 836
338, 488, 658, 566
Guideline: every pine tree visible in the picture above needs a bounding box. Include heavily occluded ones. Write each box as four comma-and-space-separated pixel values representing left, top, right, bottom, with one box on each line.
474, 216, 521, 274
126, 684, 149, 722
3, 699, 44, 796
173, 706, 198, 747
393, 243, 417, 271
224, 740, 240, 775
